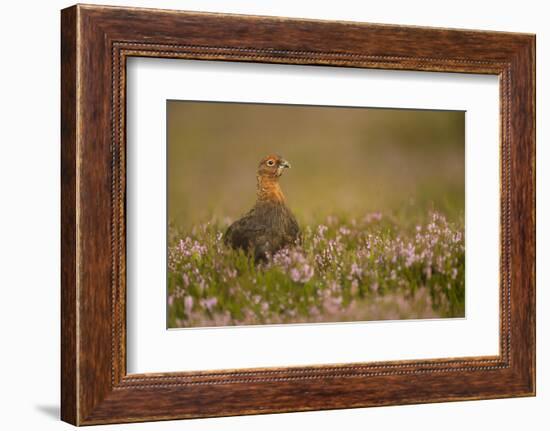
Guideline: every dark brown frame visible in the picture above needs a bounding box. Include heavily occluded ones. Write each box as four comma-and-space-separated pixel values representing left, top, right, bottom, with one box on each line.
61, 4, 535, 426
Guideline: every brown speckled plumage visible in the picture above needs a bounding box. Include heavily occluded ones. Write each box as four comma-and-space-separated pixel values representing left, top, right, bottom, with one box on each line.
224, 155, 300, 261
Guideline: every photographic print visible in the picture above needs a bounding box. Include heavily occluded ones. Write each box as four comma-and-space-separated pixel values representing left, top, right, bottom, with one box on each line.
167, 101, 465, 328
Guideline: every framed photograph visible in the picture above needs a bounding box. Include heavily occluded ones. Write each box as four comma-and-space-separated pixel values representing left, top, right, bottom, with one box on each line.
61, 4, 535, 425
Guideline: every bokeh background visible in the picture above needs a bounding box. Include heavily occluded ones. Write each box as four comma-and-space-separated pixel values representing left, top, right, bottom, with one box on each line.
168, 101, 464, 230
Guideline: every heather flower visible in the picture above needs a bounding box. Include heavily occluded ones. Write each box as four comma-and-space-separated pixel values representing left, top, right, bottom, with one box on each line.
272, 248, 315, 283
168, 210, 465, 327
184, 296, 193, 314
225, 268, 237, 279
323, 295, 343, 314
339, 226, 351, 236
350, 279, 359, 296
200, 297, 217, 312
364, 212, 382, 223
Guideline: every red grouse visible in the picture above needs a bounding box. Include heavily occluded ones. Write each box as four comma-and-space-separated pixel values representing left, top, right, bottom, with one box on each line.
224, 155, 300, 261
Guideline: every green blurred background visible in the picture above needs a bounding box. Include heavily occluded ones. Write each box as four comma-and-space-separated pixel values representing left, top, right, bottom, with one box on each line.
167, 101, 464, 230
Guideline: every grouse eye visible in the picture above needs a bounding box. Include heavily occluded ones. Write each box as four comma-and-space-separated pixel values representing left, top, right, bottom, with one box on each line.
266, 160, 275, 166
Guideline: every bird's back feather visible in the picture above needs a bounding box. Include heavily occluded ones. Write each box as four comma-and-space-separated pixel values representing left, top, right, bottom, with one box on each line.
224, 201, 300, 261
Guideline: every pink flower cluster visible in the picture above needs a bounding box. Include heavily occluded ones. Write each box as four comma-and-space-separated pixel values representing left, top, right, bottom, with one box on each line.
271, 248, 315, 283
167, 211, 465, 328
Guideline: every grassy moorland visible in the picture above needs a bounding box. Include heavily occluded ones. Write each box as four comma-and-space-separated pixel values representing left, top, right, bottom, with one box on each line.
167, 211, 465, 328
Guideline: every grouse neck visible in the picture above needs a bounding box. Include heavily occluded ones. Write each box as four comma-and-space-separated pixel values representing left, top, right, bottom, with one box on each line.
256, 175, 286, 203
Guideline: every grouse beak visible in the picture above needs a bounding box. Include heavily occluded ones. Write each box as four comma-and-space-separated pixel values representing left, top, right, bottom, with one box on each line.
279, 160, 291, 169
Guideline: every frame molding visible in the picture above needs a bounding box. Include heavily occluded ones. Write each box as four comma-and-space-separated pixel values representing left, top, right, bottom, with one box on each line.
61, 4, 535, 425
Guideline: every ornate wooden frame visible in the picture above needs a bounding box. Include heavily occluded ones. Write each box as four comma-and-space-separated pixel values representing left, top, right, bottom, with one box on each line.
61, 4, 535, 425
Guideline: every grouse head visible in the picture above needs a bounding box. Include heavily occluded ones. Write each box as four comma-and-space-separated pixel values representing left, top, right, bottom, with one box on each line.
257, 154, 291, 178
256, 155, 291, 203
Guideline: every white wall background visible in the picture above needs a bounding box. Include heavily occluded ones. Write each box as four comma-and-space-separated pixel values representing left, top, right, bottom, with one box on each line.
0, 0, 546, 429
